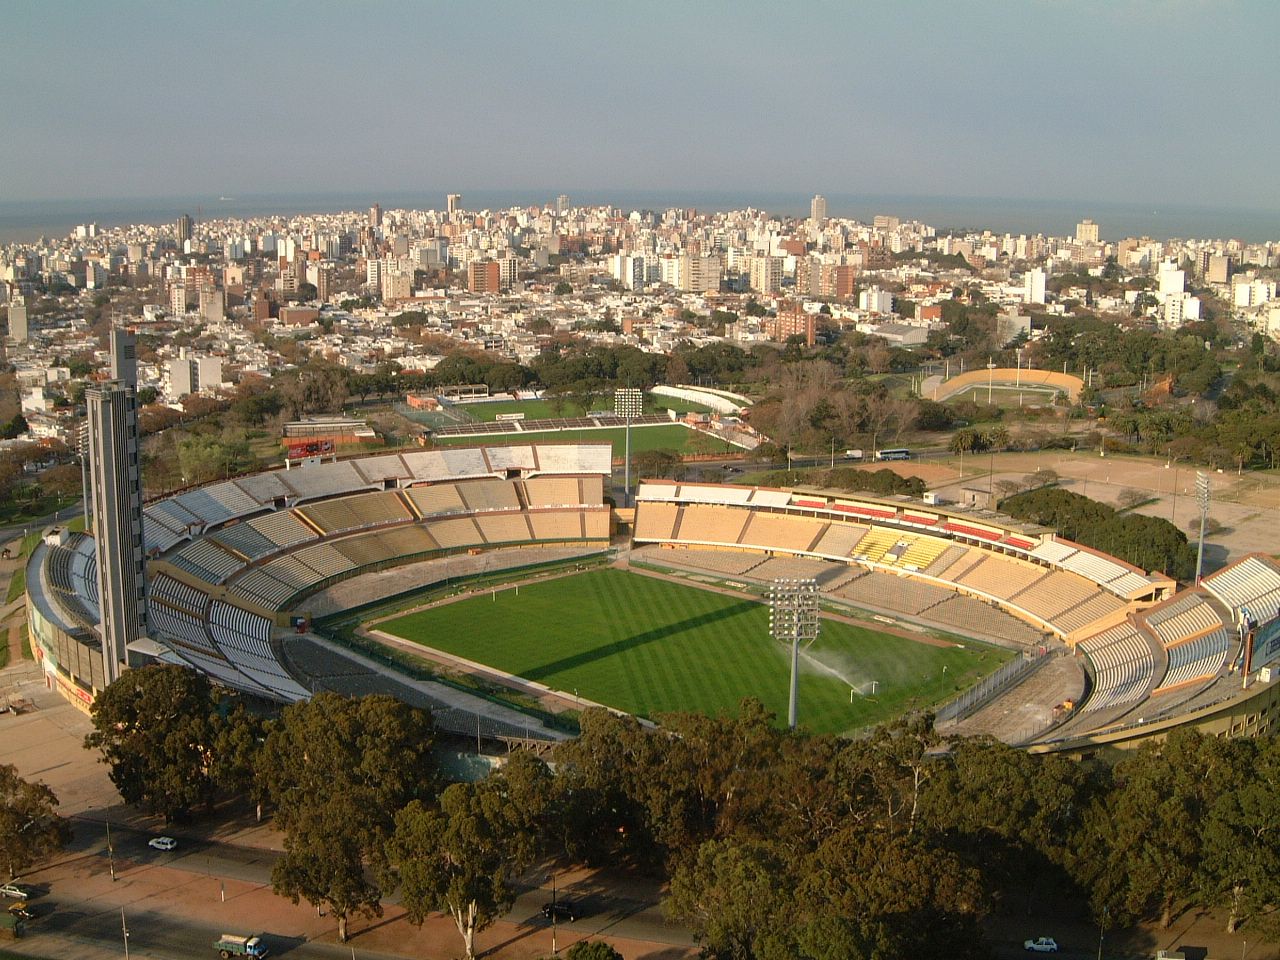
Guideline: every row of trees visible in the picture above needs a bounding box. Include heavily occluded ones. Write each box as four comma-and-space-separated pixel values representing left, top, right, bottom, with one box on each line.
85, 665, 1280, 959
1000, 487, 1197, 580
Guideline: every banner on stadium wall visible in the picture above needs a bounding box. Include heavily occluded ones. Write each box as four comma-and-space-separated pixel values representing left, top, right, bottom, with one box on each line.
286, 439, 335, 460
1248, 617, 1280, 673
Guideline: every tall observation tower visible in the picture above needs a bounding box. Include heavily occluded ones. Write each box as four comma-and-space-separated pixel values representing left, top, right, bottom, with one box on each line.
85, 328, 148, 684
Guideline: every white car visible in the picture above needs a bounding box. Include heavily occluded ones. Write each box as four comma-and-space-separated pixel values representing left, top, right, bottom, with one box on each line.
0, 882, 31, 900
148, 836, 177, 851
1024, 937, 1059, 953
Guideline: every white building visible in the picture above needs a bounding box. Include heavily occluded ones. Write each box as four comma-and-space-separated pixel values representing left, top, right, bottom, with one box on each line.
1158, 261, 1186, 297
1024, 267, 1046, 305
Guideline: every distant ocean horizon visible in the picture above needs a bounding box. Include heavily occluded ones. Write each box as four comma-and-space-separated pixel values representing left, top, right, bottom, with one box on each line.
2, 189, 1278, 245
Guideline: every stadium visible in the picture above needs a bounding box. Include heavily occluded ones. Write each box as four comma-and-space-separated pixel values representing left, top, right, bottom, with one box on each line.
24, 438, 1280, 753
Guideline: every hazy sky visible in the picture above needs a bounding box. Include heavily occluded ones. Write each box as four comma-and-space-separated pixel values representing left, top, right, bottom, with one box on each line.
3, 0, 1277, 210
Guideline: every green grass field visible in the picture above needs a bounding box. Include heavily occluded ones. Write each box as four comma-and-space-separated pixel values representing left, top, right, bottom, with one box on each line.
380, 569, 1010, 735
461, 395, 712, 423
945, 385, 1062, 409
435, 423, 736, 456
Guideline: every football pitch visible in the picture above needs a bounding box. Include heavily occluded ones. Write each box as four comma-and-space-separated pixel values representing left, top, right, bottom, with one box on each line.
378, 569, 1011, 735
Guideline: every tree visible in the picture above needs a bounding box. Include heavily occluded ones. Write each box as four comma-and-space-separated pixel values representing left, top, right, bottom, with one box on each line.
554, 281, 573, 296
566, 941, 623, 960
1073, 729, 1229, 928
1198, 737, 1280, 935
391, 756, 550, 959
84, 665, 219, 821
271, 796, 383, 942
259, 693, 437, 939
259, 692, 437, 839
0, 764, 71, 879
666, 838, 792, 960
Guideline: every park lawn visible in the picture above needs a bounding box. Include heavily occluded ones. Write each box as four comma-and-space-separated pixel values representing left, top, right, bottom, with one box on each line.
435, 423, 736, 457
0, 493, 79, 527
380, 569, 1009, 735
462, 396, 711, 423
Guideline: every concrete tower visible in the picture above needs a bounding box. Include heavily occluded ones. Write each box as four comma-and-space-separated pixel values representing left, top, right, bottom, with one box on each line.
85, 329, 148, 685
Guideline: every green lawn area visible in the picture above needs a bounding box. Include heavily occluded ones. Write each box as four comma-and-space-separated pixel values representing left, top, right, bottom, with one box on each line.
0, 493, 79, 527
380, 569, 1009, 736
460, 395, 711, 423
435, 423, 736, 457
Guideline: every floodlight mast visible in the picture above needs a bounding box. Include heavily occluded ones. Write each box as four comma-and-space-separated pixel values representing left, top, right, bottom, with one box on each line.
615, 387, 643, 506
1195, 472, 1211, 584
768, 578, 820, 729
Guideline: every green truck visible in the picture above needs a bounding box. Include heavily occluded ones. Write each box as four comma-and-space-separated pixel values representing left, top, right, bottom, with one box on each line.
0, 913, 25, 940
213, 933, 269, 958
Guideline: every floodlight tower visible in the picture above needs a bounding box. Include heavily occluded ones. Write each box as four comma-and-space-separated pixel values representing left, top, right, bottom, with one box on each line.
768, 578, 821, 729
615, 387, 644, 506
1195, 471, 1211, 584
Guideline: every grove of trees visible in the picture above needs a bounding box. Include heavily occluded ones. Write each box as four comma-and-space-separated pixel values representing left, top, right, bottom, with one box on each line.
83, 665, 1280, 958
1000, 487, 1197, 580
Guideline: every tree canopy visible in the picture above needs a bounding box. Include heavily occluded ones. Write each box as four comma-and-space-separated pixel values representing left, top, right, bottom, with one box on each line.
0, 764, 71, 880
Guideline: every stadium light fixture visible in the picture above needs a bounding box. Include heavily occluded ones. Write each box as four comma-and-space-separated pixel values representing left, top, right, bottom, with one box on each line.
768, 578, 820, 729
615, 387, 643, 506
1195, 471, 1211, 584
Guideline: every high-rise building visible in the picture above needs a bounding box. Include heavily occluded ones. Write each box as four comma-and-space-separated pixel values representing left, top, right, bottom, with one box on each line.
1075, 219, 1099, 245
7, 300, 27, 342
748, 255, 783, 294
556, 194, 570, 216
1024, 267, 1047, 305
447, 193, 462, 215
468, 259, 500, 294
109, 327, 137, 387
167, 354, 224, 400
176, 213, 193, 246
1207, 254, 1233, 285
369, 203, 383, 228
85, 340, 147, 686
810, 194, 827, 224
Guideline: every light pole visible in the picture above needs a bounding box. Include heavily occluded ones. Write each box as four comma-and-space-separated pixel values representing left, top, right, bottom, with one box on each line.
121, 906, 130, 960
106, 817, 116, 881
768, 579, 820, 729
615, 387, 643, 507
547, 872, 558, 956
1195, 471, 1211, 583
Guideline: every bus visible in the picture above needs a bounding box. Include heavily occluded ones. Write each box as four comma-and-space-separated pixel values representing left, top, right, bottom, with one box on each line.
874, 448, 911, 461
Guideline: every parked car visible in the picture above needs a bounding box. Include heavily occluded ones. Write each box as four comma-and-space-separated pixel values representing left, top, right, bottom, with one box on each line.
0, 883, 31, 900
6, 904, 33, 921
148, 836, 178, 851
541, 900, 579, 923
1024, 937, 1059, 953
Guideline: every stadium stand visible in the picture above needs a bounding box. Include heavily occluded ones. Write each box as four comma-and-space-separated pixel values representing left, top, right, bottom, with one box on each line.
835, 570, 955, 616
169, 539, 246, 585
926, 595, 1046, 645
738, 511, 825, 553
473, 513, 535, 544
406, 482, 468, 517
1079, 622, 1160, 714
809, 521, 869, 559
456, 478, 522, 512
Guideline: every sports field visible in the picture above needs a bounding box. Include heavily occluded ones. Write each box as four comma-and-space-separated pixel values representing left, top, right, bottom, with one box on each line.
461, 396, 712, 422
434, 423, 736, 456
378, 569, 1010, 735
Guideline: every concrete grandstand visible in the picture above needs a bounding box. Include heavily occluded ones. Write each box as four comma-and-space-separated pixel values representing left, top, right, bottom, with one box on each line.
630, 480, 1280, 750
26, 442, 613, 738
27, 443, 1280, 753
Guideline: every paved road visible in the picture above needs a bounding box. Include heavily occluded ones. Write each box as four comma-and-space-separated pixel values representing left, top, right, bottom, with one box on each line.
0, 498, 84, 546
14, 818, 685, 960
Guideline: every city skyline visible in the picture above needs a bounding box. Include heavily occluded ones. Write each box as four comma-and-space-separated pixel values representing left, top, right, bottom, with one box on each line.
3, 1, 1279, 212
